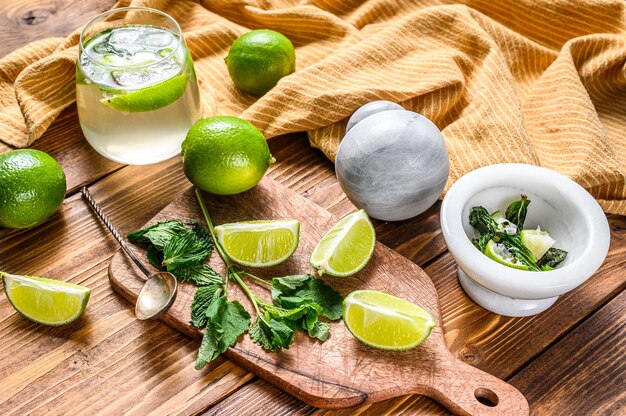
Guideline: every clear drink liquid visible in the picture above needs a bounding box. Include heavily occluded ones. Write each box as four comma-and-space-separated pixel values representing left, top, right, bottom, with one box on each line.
76, 25, 201, 165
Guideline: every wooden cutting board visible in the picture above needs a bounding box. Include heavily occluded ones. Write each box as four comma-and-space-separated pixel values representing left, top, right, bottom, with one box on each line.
109, 178, 528, 415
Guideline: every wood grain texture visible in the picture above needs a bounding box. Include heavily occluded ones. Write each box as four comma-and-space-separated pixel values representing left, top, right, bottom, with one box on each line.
0, 125, 624, 414
0, 0, 115, 57
1, 3, 624, 413
205, 215, 626, 415
109, 182, 528, 414
511, 290, 626, 415
0, 157, 251, 416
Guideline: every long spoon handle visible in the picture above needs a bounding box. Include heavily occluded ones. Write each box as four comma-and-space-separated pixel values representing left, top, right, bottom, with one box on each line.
81, 187, 151, 278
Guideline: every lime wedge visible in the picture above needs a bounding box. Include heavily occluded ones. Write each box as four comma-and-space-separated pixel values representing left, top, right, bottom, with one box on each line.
215, 220, 300, 267
310, 209, 375, 277
1, 273, 91, 326
521, 228, 555, 260
100, 73, 189, 113
484, 239, 531, 270
343, 290, 435, 351
491, 210, 504, 220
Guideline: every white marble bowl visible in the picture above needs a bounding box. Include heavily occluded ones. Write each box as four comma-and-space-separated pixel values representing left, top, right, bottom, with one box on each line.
440, 164, 610, 317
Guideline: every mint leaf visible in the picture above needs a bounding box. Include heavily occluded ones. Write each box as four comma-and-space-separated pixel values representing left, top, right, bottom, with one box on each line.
537, 247, 568, 268
249, 316, 294, 352
264, 303, 310, 321
128, 220, 188, 249
190, 221, 213, 256
162, 229, 212, 271
195, 324, 221, 370
249, 318, 273, 350
190, 285, 222, 328
272, 274, 310, 291
269, 318, 294, 349
261, 300, 328, 342
173, 263, 222, 286
271, 274, 343, 320
129, 221, 214, 274
195, 295, 250, 370
205, 294, 227, 329
146, 244, 165, 270
505, 195, 530, 230
308, 321, 330, 341
217, 300, 250, 351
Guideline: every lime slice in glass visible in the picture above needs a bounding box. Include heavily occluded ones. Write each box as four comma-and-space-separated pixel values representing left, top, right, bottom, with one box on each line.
310, 209, 375, 277
343, 290, 435, 351
1, 273, 91, 326
215, 220, 300, 267
484, 239, 531, 270
100, 72, 189, 112
521, 228, 555, 260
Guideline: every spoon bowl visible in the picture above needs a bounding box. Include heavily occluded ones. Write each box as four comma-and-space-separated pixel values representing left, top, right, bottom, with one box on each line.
135, 271, 178, 320
81, 187, 178, 320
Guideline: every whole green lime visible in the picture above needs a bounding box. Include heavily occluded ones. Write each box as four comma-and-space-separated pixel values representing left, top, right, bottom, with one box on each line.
181, 116, 274, 195
225, 29, 296, 96
0, 150, 67, 229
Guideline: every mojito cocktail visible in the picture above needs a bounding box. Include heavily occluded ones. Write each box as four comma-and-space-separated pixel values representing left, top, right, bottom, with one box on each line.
77, 7, 201, 165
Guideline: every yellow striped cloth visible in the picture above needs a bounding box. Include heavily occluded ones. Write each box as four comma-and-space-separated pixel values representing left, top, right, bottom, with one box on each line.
1, 0, 625, 214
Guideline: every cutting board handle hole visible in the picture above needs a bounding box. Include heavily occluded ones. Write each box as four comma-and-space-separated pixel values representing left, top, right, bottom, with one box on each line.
474, 388, 499, 407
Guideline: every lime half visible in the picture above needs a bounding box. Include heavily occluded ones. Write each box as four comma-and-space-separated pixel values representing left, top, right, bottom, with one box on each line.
521, 228, 555, 260
343, 290, 435, 351
215, 220, 299, 267
1, 273, 91, 326
100, 73, 190, 112
310, 210, 375, 277
484, 239, 531, 270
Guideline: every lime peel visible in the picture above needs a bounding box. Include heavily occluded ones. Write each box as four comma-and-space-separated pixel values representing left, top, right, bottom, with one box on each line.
1, 272, 91, 326
484, 239, 531, 270
343, 290, 435, 351
100, 72, 189, 113
181, 116, 273, 195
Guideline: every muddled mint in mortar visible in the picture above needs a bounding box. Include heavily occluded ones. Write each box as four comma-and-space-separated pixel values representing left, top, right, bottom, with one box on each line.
470, 195, 568, 271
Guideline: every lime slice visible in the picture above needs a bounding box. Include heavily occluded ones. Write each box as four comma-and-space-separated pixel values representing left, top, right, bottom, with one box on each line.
1, 273, 91, 326
521, 228, 555, 260
343, 290, 435, 351
491, 210, 504, 220
215, 220, 300, 267
484, 239, 531, 270
310, 209, 375, 277
100, 72, 189, 112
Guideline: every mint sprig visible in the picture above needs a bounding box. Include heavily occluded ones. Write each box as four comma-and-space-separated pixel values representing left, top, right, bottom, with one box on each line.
128, 189, 345, 371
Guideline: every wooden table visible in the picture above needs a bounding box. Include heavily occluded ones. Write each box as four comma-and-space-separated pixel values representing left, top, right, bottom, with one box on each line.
1, 2, 625, 415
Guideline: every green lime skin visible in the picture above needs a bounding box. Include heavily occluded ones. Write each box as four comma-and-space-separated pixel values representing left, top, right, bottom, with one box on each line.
225, 29, 296, 96
100, 73, 190, 113
181, 116, 274, 195
0, 150, 66, 229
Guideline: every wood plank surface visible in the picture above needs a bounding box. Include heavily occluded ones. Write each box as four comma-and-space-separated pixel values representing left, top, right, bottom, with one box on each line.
0, 134, 456, 415
0, 0, 116, 57
0, 158, 252, 416
203, 214, 626, 415
511, 289, 626, 416
109, 182, 528, 414
0, 2, 625, 415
